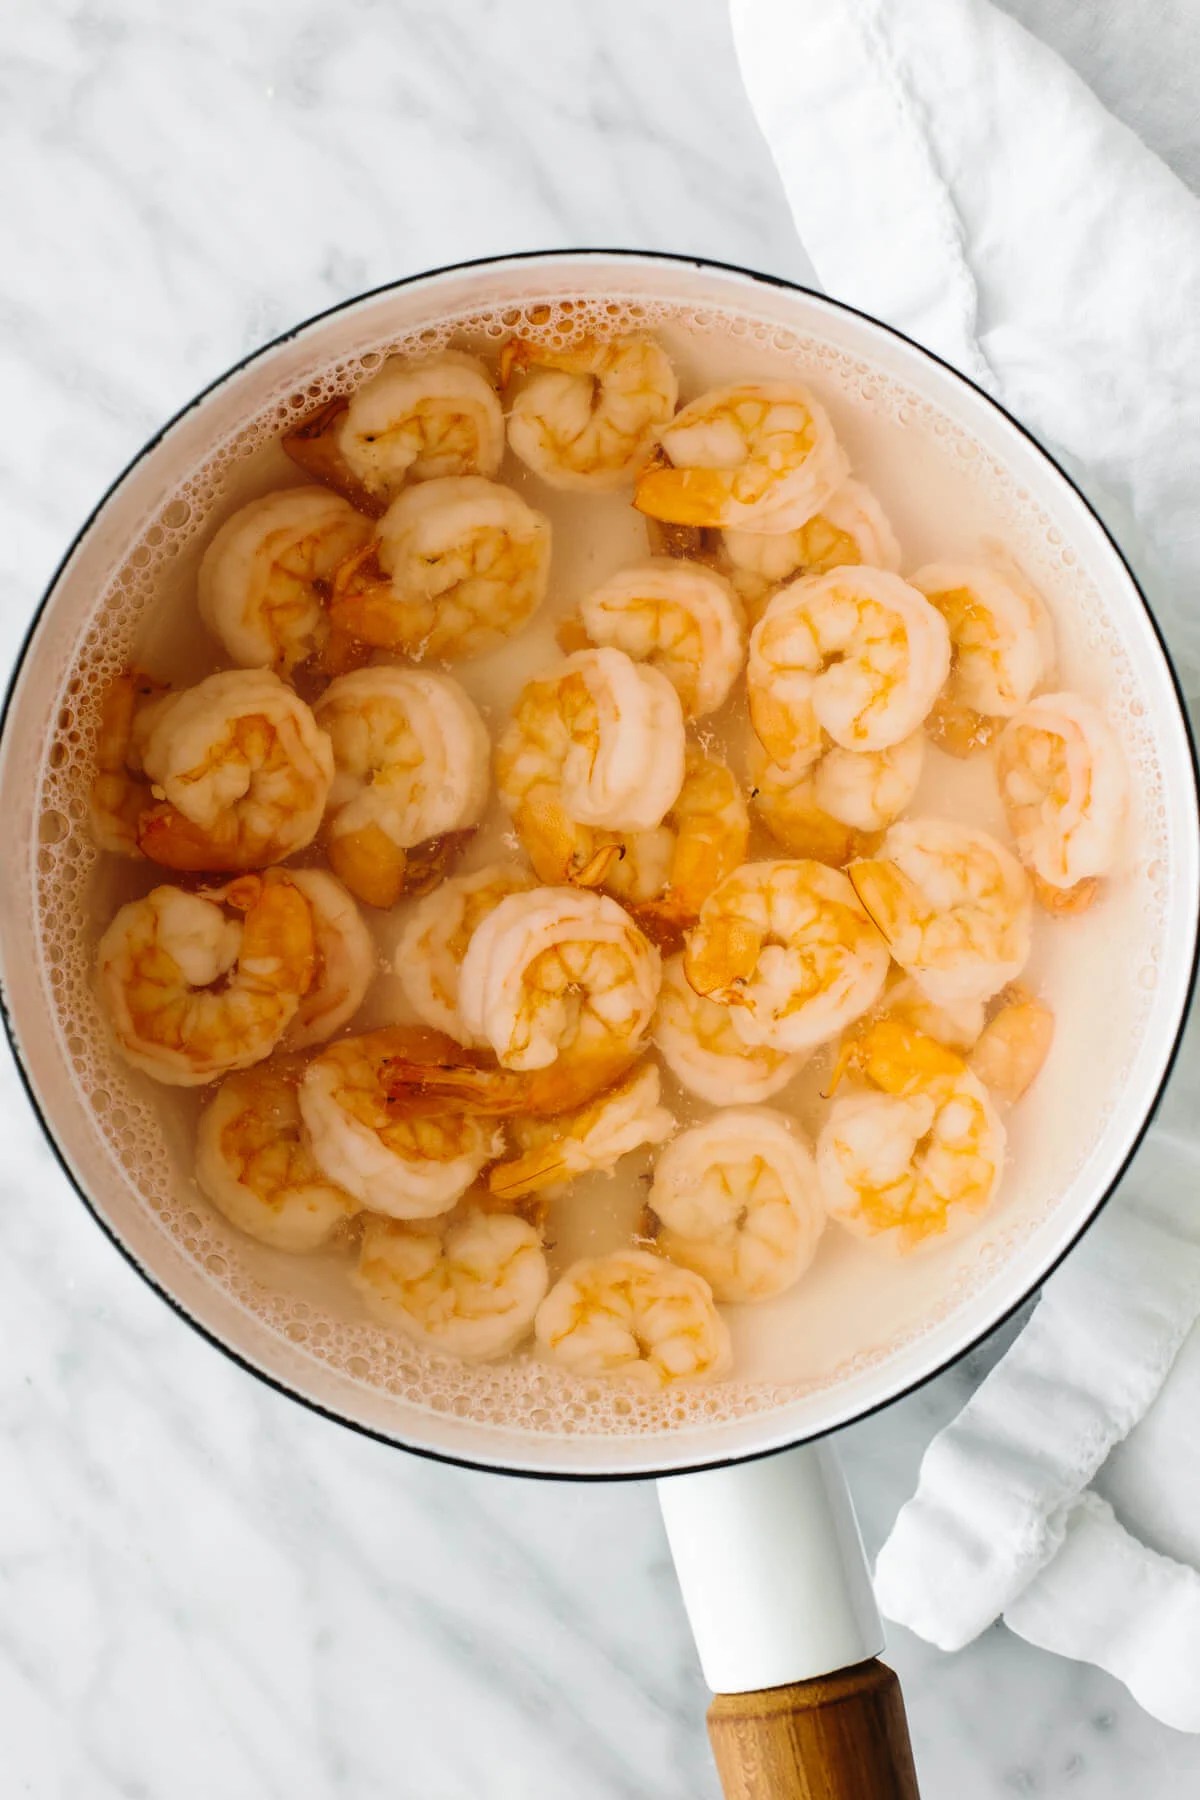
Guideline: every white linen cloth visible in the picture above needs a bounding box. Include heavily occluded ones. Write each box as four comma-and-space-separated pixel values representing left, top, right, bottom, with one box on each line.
731, 0, 1200, 1732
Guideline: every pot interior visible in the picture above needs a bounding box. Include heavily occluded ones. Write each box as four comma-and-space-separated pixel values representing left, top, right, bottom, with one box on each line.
1, 253, 1194, 1476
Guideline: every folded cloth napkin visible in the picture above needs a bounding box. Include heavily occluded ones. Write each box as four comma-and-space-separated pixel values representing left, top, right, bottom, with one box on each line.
732, 0, 1200, 1732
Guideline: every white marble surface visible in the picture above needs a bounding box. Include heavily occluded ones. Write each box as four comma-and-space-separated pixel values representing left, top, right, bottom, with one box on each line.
1, 2, 1197, 1795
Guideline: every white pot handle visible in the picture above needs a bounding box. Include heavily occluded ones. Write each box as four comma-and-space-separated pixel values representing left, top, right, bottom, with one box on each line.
659, 1444, 921, 1799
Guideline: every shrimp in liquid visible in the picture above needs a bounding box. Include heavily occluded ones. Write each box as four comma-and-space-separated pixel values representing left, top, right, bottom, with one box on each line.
653, 954, 805, 1106
196, 1068, 359, 1251
495, 647, 686, 880
314, 667, 488, 909
396, 863, 535, 1045
849, 818, 1033, 1007
723, 479, 902, 621
684, 859, 890, 1055
282, 869, 375, 1051
569, 558, 746, 719
535, 1249, 731, 1387
356, 1207, 548, 1361
97, 872, 315, 1086
996, 692, 1128, 911
648, 1107, 825, 1303
748, 733, 924, 867
818, 1019, 1006, 1254
502, 335, 677, 490
911, 563, 1055, 757
634, 381, 849, 532
91, 668, 334, 871
458, 886, 662, 1075
489, 1061, 675, 1201
283, 351, 505, 510
299, 1028, 501, 1218
329, 476, 552, 662
197, 487, 372, 676
748, 568, 950, 766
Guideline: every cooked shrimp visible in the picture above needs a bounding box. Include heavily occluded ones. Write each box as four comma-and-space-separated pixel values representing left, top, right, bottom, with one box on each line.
817, 1019, 1006, 1254
872, 972, 986, 1054
299, 1028, 501, 1217
489, 1061, 675, 1201
911, 563, 1055, 756
93, 669, 334, 872
748, 568, 950, 765
996, 693, 1128, 909
502, 335, 677, 490
634, 381, 849, 532
849, 818, 1033, 1007
314, 667, 488, 909
535, 1249, 731, 1386
195, 1069, 359, 1251
723, 479, 902, 619
623, 748, 750, 944
648, 1107, 824, 1303
97, 873, 315, 1086
653, 954, 805, 1105
284, 352, 505, 510
89, 670, 166, 856
329, 476, 552, 662
570, 558, 746, 718
968, 984, 1055, 1103
749, 733, 924, 866
684, 859, 889, 1054
355, 1208, 548, 1361
459, 886, 662, 1076
196, 487, 372, 675
495, 648, 686, 882
396, 863, 535, 1044
282, 869, 375, 1050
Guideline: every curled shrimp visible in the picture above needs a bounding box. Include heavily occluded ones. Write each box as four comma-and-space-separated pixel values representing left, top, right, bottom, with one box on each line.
634, 381, 849, 531
996, 692, 1128, 911
495, 648, 686, 880
849, 818, 1033, 1007
195, 1068, 359, 1251
648, 1107, 825, 1303
329, 476, 552, 662
314, 667, 488, 909
967, 984, 1055, 1103
868, 971, 987, 1054
684, 859, 889, 1055
536, 747, 747, 945
355, 1207, 548, 1362
459, 886, 662, 1074
283, 352, 505, 509
298, 1028, 501, 1218
97, 872, 315, 1086
723, 479, 902, 621
196, 487, 372, 675
282, 869, 375, 1050
488, 1061, 675, 1201
818, 1019, 1006, 1254
911, 563, 1056, 756
748, 568, 950, 766
534, 1249, 731, 1386
502, 334, 678, 490
748, 733, 924, 867
654, 953, 804, 1105
91, 669, 334, 871
396, 862, 535, 1044
569, 558, 746, 719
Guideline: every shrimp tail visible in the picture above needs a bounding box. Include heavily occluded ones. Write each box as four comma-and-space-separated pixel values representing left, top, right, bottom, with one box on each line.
633, 464, 731, 527
136, 803, 248, 871
281, 398, 385, 517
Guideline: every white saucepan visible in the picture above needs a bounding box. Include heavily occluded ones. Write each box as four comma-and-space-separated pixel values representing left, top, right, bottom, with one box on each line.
2, 252, 1196, 1799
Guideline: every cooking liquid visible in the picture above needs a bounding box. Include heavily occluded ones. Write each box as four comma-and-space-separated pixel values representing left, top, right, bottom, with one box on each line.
37, 295, 1163, 1436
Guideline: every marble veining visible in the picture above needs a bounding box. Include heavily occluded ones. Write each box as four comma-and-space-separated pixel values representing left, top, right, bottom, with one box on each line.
2, 1, 1198, 1794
